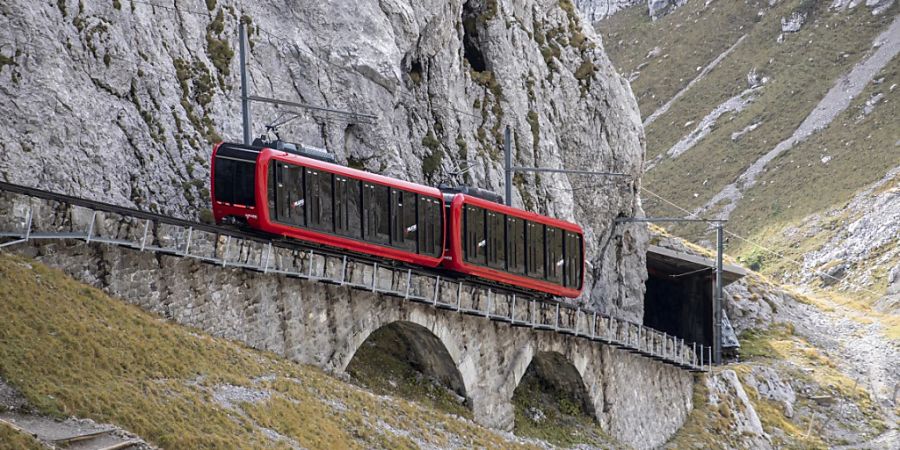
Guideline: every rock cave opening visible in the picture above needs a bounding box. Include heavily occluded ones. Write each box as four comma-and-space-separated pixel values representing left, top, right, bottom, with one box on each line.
511, 351, 607, 447
409, 59, 423, 83
461, 1, 487, 72
345, 321, 471, 418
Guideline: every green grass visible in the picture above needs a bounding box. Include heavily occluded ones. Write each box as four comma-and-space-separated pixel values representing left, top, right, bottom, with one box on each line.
0, 422, 44, 450
731, 54, 900, 238
737, 322, 795, 359
602, 0, 898, 250
0, 252, 539, 449
645, 0, 896, 217
510, 358, 613, 448
599, 0, 762, 118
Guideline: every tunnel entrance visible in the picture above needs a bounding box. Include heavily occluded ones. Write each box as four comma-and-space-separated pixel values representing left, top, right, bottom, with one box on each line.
346, 321, 470, 417
511, 352, 608, 447
644, 245, 747, 349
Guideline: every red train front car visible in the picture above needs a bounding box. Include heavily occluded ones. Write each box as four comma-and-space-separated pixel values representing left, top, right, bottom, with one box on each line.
210, 141, 584, 298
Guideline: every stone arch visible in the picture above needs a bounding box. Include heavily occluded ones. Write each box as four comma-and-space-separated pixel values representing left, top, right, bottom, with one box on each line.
340, 315, 474, 407
512, 350, 596, 417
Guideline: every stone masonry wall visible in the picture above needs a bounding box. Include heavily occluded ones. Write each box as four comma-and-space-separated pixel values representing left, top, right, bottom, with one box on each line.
3, 193, 694, 449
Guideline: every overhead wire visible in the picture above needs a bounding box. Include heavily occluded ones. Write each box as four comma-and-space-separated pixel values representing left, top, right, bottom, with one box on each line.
13, 0, 881, 305
638, 185, 884, 300
254, 27, 485, 121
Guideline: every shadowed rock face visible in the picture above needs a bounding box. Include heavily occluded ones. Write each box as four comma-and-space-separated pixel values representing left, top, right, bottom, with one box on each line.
517, 351, 595, 415
0, 0, 648, 320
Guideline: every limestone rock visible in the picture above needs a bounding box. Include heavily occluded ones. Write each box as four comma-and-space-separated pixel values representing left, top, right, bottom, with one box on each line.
721, 312, 740, 350
0, 378, 27, 411
723, 280, 780, 334
831, 0, 896, 15
575, 0, 643, 22
705, 370, 772, 449
744, 366, 796, 418
781, 12, 806, 33
0, 0, 648, 320
648, 0, 687, 20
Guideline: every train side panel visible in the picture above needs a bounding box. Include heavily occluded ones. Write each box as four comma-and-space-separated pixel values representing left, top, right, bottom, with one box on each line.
252, 148, 446, 268
443, 194, 584, 298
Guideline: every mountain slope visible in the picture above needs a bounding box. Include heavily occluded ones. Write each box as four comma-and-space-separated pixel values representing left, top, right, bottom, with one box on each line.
0, 252, 542, 449
650, 227, 898, 449
598, 0, 899, 301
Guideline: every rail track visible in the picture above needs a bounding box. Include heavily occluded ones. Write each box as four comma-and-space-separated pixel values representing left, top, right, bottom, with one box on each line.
0, 181, 711, 372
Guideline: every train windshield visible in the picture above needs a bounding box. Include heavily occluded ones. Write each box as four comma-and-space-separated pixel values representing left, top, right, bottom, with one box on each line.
214, 157, 256, 206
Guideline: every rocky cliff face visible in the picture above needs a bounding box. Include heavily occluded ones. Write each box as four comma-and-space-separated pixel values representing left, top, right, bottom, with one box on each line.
650, 227, 899, 448
574, 0, 685, 22
575, 0, 643, 22
0, 0, 648, 318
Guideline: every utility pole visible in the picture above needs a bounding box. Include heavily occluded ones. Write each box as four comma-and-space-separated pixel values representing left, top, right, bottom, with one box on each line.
239, 21, 251, 145
714, 222, 724, 365
502, 126, 628, 206
504, 126, 512, 206
615, 217, 727, 365
234, 23, 376, 146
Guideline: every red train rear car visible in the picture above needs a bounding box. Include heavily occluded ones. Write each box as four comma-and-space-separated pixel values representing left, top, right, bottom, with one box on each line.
442, 194, 584, 298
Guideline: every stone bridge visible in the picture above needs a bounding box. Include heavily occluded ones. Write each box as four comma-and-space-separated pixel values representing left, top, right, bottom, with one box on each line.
0, 189, 696, 449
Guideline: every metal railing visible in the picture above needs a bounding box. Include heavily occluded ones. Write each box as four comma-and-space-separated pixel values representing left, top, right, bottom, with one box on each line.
0, 183, 711, 372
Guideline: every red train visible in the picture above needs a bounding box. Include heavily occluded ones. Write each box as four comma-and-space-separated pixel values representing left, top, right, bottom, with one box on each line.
211, 141, 584, 298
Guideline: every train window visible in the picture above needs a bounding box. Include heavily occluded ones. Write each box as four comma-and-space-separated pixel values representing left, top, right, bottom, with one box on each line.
417, 195, 442, 257
214, 157, 256, 206
525, 221, 544, 278
545, 226, 564, 284
507, 216, 525, 275
390, 189, 417, 252
464, 205, 486, 265
334, 175, 362, 238
269, 161, 304, 226
564, 231, 583, 289
363, 182, 390, 244
305, 169, 334, 231
268, 162, 275, 218
486, 210, 506, 270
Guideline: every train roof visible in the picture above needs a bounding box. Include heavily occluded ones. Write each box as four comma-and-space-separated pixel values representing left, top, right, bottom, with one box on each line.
453, 194, 584, 234
257, 147, 445, 198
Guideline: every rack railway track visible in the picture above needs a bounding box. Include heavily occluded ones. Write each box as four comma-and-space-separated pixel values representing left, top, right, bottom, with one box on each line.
0, 181, 711, 372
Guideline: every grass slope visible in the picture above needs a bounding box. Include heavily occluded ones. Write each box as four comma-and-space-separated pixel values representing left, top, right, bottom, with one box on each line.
0, 422, 44, 450
0, 252, 537, 449
600, 0, 898, 246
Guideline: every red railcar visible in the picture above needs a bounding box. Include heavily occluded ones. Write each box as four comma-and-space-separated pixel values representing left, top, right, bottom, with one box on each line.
211, 142, 445, 268
210, 141, 584, 298
442, 194, 584, 298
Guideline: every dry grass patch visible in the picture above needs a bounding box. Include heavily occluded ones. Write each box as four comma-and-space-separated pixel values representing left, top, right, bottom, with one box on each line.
0, 422, 44, 450
0, 252, 539, 449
